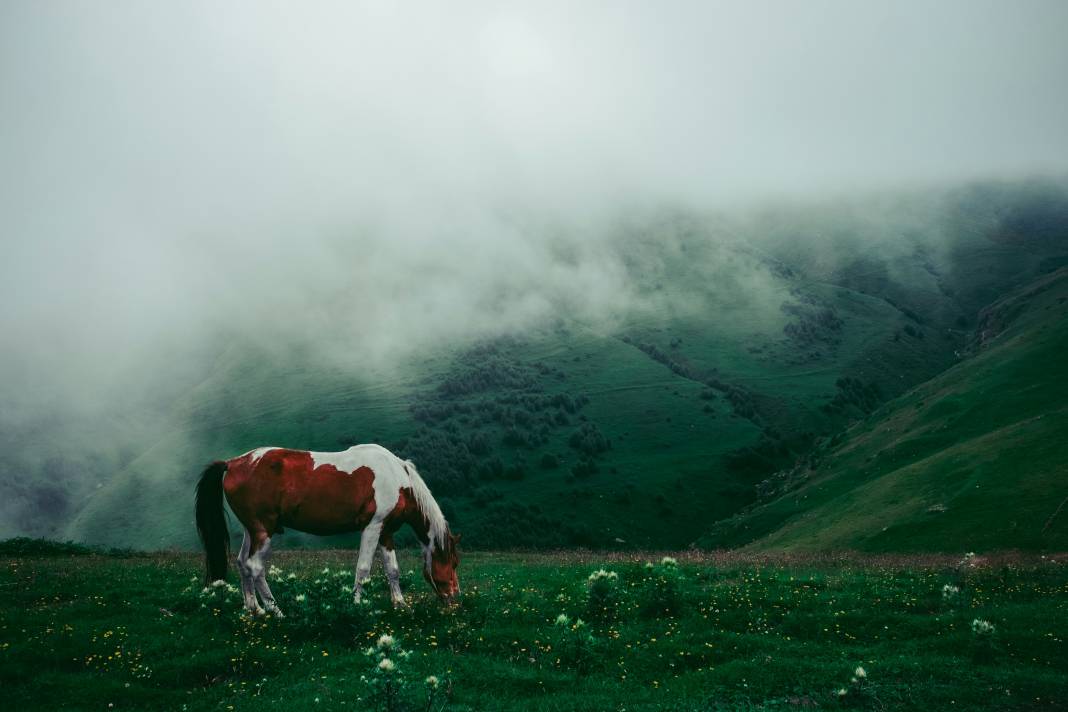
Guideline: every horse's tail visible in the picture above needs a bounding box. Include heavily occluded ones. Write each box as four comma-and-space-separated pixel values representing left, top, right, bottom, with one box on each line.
195, 461, 230, 583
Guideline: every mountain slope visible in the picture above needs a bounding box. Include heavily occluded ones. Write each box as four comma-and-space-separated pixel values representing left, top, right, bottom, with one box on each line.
701, 266, 1068, 552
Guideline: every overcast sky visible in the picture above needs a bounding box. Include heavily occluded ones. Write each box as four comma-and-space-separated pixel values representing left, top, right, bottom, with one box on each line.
2, 0, 1068, 400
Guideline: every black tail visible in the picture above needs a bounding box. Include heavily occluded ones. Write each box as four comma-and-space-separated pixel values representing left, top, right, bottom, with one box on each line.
195, 461, 230, 582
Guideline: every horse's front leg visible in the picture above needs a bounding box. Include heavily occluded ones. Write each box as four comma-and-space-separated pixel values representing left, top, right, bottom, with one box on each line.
352, 519, 383, 604
379, 542, 405, 607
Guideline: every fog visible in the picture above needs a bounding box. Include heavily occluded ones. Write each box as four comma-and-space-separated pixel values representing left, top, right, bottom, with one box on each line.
2, 2, 1068, 536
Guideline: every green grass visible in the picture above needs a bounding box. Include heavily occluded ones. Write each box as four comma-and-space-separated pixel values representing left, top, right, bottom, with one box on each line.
2, 546, 1066, 710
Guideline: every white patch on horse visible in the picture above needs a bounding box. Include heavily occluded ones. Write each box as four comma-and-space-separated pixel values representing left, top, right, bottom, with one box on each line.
309, 444, 408, 519
246, 447, 276, 465
309, 446, 448, 550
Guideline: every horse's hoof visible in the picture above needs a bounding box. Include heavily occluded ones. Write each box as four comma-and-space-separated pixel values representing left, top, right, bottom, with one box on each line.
268, 608, 285, 619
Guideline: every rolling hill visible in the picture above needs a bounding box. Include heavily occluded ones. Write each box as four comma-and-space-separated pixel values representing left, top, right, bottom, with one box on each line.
700, 265, 1068, 552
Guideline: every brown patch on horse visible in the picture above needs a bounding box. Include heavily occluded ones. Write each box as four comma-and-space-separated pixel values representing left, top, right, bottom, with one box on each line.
223, 449, 378, 541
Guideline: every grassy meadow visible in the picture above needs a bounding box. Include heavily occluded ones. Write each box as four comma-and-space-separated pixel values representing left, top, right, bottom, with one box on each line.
2, 543, 1066, 711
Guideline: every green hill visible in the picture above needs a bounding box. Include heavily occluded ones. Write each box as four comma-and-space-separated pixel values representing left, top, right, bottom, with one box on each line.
701, 266, 1068, 552
30, 180, 1068, 551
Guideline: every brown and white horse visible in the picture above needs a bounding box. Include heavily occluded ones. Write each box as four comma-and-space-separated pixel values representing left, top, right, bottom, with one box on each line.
195, 444, 460, 616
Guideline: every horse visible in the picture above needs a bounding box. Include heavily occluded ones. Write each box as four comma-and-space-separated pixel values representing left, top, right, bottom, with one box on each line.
194, 443, 460, 616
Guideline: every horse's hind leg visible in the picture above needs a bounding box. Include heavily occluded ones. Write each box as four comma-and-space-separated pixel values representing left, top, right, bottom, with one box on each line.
247, 531, 283, 617
379, 538, 405, 607
236, 530, 264, 615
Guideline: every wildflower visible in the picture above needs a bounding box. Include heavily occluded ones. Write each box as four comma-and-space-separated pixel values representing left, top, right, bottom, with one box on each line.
942, 584, 960, 600
971, 619, 995, 635
363, 647, 376, 657
378, 658, 395, 672
376, 634, 395, 650
287, 573, 297, 580
574, 618, 586, 629
838, 688, 848, 697
211, 579, 227, 588
588, 569, 619, 583
660, 556, 678, 567
854, 666, 866, 679
555, 614, 571, 627
295, 594, 306, 603
425, 675, 440, 689
645, 562, 654, 570
322, 567, 331, 574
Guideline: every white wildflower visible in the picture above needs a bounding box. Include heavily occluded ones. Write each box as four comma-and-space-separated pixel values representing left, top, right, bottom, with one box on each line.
425, 675, 440, 689
287, 573, 297, 580
555, 614, 571, 627
378, 658, 395, 673
837, 688, 848, 697
211, 579, 227, 588
363, 647, 376, 657
295, 594, 306, 603
854, 666, 866, 679
660, 556, 678, 567
971, 619, 995, 635
574, 618, 586, 629
588, 569, 619, 583
322, 567, 331, 574
942, 584, 960, 600
376, 634, 395, 650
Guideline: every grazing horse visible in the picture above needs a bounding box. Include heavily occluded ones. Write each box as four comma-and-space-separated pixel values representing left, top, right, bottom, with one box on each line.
195, 444, 460, 616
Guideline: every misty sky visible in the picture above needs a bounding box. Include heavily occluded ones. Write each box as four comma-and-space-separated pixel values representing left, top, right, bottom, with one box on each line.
2, 0, 1068, 402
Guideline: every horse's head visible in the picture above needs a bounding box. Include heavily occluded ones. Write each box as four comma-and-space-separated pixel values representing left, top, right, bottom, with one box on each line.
423, 532, 461, 603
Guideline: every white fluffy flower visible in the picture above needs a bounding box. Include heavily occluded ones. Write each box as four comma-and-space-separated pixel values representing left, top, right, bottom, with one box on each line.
838, 688, 848, 697
588, 569, 619, 583
555, 614, 571, 627
295, 594, 306, 603
378, 658, 395, 672
376, 634, 395, 650
425, 675, 440, 689
971, 619, 995, 635
660, 556, 678, 567
854, 666, 866, 679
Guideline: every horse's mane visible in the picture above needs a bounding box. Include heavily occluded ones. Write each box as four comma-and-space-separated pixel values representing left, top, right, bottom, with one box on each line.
403, 459, 449, 551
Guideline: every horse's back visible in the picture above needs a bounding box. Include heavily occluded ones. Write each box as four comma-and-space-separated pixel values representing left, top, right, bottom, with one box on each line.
222, 444, 409, 536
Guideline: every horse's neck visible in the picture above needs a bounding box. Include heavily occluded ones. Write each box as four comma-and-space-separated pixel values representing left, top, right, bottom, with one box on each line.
403, 501, 434, 547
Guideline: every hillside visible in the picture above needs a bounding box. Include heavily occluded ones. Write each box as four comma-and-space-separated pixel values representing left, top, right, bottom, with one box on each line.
702, 266, 1068, 552
30, 181, 1068, 551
